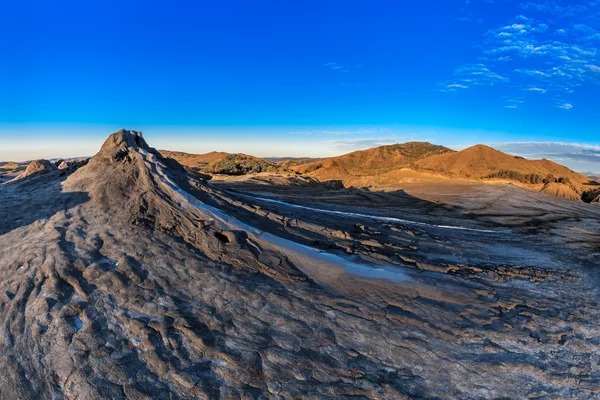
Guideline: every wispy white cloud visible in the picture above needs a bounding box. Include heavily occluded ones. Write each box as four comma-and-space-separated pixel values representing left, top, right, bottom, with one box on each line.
437, 83, 470, 92
504, 98, 524, 108
442, 1, 600, 107
492, 141, 600, 171
324, 62, 357, 73
439, 63, 508, 90
454, 63, 509, 84
587, 64, 600, 73
326, 136, 407, 151
520, 1, 600, 23
526, 87, 547, 93
557, 102, 573, 109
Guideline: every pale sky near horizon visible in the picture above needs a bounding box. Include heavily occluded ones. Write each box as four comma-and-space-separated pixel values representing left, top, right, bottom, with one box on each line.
1, 0, 599, 172
2, 124, 600, 173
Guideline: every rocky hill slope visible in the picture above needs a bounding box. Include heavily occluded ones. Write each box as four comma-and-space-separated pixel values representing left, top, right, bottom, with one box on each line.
293, 142, 593, 200
293, 142, 453, 183
160, 150, 288, 177
265, 157, 324, 168
539, 181, 582, 200
0, 162, 21, 170
0, 161, 27, 182
12, 159, 58, 181
414, 144, 589, 186
583, 187, 600, 203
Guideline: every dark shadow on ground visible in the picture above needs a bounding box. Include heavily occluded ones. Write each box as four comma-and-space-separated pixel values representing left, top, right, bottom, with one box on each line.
212, 180, 464, 224
0, 172, 89, 236
176, 178, 485, 267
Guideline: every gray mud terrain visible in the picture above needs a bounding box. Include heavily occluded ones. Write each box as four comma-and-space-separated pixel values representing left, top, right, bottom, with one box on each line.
1, 130, 599, 399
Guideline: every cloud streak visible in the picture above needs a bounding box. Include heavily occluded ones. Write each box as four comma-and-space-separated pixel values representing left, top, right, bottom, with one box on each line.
325, 136, 407, 151
324, 62, 353, 73
441, 0, 600, 108
439, 63, 508, 91
493, 141, 600, 169
525, 87, 547, 93
557, 102, 573, 109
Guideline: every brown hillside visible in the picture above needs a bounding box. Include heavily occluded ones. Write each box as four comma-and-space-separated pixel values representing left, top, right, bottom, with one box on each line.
0, 162, 20, 170
292, 142, 591, 201
414, 144, 589, 189
160, 150, 288, 176
539, 182, 581, 200
159, 150, 231, 168
294, 142, 454, 182
264, 157, 323, 166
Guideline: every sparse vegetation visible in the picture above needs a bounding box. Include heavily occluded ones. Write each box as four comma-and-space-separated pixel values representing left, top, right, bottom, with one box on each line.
486, 170, 545, 184
485, 170, 578, 191
206, 154, 288, 175
161, 151, 292, 176
303, 163, 324, 174
582, 188, 600, 203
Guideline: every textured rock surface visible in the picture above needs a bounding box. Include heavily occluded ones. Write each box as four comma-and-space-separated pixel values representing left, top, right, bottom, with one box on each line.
540, 182, 581, 200
583, 188, 600, 204
1, 129, 599, 399
13, 159, 58, 181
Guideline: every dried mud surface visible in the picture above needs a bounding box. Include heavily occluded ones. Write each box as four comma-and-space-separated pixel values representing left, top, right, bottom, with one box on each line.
1, 130, 599, 399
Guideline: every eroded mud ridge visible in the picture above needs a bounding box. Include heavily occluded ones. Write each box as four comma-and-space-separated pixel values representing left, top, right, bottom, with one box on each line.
1, 130, 599, 399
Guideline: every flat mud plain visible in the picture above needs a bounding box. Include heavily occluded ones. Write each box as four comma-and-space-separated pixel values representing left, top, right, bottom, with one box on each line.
1, 131, 600, 399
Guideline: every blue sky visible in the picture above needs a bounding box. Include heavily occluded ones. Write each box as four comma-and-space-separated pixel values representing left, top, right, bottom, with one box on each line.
1, 0, 599, 171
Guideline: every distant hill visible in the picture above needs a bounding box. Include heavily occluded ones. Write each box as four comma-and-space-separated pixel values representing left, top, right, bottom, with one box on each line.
293, 142, 453, 184
0, 162, 21, 170
12, 159, 58, 181
159, 150, 231, 168
265, 157, 324, 168
414, 144, 590, 188
161, 144, 595, 201
292, 142, 595, 201
0, 161, 27, 183
160, 150, 289, 176
580, 171, 600, 180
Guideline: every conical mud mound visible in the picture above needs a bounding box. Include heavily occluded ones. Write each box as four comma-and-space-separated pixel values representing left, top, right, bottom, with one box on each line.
12, 159, 58, 181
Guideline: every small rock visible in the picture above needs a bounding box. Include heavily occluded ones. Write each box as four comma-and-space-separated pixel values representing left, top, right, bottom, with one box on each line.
361, 239, 382, 248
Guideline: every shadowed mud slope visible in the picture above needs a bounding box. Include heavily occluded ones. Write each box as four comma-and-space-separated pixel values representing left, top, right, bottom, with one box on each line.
1, 129, 599, 399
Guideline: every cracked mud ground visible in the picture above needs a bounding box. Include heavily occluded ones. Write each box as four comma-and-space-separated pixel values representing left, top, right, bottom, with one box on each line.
1, 130, 599, 399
